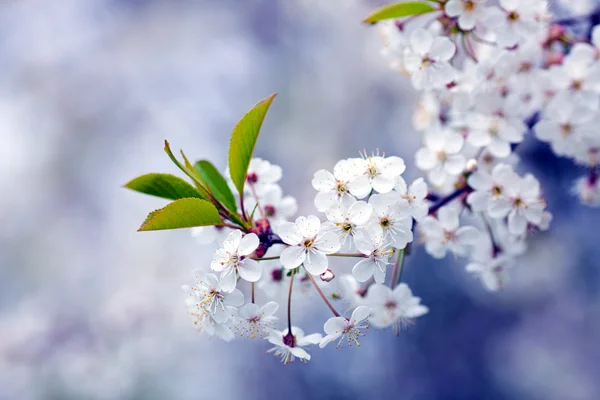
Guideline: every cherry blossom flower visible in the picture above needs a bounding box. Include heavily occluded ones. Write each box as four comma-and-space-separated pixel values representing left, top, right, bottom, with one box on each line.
312, 159, 371, 211
244, 184, 297, 229
487, 174, 546, 235
266, 327, 322, 364
482, 0, 546, 48
233, 301, 279, 339
467, 163, 519, 212
395, 177, 429, 221
278, 215, 341, 275
403, 29, 457, 90
368, 192, 413, 248
182, 270, 244, 324
319, 306, 371, 348
350, 153, 406, 194
420, 207, 480, 258
211, 230, 262, 292
416, 128, 466, 186
534, 94, 595, 158
465, 237, 516, 291
574, 175, 600, 206
324, 199, 373, 248
353, 229, 396, 283
190, 226, 230, 245
366, 283, 428, 333
243, 158, 282, 194
445, 0, 488, 31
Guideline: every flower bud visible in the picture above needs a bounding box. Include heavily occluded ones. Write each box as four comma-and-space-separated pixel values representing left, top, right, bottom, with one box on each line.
320, 269, 335, 282
465, 158, 478, 173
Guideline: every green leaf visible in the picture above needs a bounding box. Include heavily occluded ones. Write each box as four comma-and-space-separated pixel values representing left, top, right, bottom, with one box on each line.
138, 198, 222, 231
124, 173, 203, 201
194, 160, 237, 212
228, 93, 277, 196
163, 141, 213, 199
363, 1, 436, 24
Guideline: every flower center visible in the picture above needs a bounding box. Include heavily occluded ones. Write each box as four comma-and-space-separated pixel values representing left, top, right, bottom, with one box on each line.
381, 217, 390, 228
492, 185, 503, 196
508, 11, 520, 21
519, 62, 532, 73
443, 230, 456, 243
342, 223, 354, 232
336, 181, 347, 194
246, 172, 259, 184
384, 300, 397, 310
265, 205, 276, 217
303, 238, 315, 248
271, 268, 283, 282
421, 57, 434, 68
464, 0, 475, 11
437, 151, 448, 162
283, 332, 296, 347
571, 80, 583, 91
560, 123, 573, 137
513, 197, 524, 207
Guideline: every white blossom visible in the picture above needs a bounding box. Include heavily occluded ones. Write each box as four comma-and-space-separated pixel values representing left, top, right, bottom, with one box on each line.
416, 128, 466, 186
312, 158, 371, 211
324, 199, 373, 248
445, 0, 488, 31
395, 177, 429, 221
487, 174, 546, 235
266, 327, 322, 364
233, 301, 279, 338
404, 29, 457, 90
319, 306, 371, 348
278, 215, 341, 275
211, 230, 262, 292
352, 229, 396, 283
368, 192, 413, 248
366, 283, 428, 332
420, 207, 480, 258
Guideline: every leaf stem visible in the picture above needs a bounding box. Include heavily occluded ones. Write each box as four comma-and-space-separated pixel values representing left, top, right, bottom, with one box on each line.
306, 270, 340, 317
251, 282, 255, 304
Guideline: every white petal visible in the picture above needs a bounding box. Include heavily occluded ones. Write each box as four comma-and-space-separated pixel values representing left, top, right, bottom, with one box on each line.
280, 246, 306, 270
220, 269, 237, 292
312, 169, 336, 191
372, 175, 396, 193
352, 259, 376, 282
238, 259, 262, 282
415, 148, 438, 170
225, 289, 245, 307
224, 230, 242, 253
350, 305, 371, 324
304, 251, 328, 275
315, 232, 342, 254
298, 215, 321, 238
347, 175, 372, 198
444, 0, 462, 17
430, 37, 456, 61
437, 207, 459, 230
410, 28, 433, 56
278, 222, 302, 245
239, 233, 259, 256
323, 317, 347, 335
508, 211, 527, 235
456, 226, 481, 245
260, 301, 279, 317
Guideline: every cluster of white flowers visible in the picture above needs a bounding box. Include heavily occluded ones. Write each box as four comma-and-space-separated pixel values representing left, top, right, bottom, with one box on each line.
177, 1, 600, 365
183, 156, 430, 363
379, 0, 600, 206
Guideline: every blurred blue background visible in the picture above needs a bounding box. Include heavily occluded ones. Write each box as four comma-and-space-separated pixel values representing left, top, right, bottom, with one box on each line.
1, 1, 600, 399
